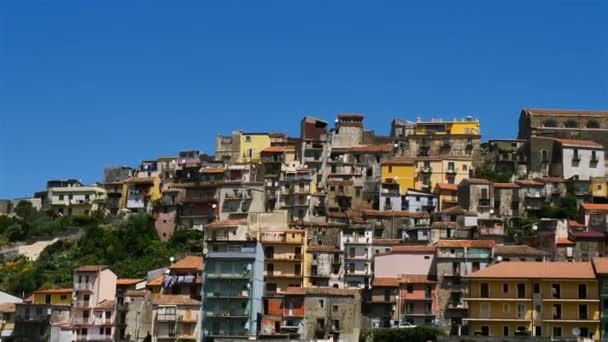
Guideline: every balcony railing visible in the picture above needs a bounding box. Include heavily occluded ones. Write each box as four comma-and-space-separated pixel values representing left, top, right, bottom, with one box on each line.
74, 282, 95, 291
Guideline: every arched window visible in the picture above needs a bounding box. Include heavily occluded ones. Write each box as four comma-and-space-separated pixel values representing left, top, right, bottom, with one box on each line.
565, 120, 578, 128
587, 120, 600, 128
543, 120, 558, 127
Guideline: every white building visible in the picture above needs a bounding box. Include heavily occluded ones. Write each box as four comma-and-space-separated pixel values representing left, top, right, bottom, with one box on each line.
551, 138, 605, 181
48, 186, 107, 216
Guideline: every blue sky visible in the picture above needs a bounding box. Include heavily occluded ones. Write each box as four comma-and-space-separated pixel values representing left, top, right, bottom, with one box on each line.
1, 1, 607, 198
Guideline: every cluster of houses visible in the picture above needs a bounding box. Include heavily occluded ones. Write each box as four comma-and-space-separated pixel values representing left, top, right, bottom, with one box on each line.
3, 108, 608, 341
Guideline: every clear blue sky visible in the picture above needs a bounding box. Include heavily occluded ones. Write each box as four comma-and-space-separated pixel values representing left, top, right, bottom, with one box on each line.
1, 1, 607, 198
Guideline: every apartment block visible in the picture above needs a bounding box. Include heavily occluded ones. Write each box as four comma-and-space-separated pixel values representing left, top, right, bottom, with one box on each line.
464, 261, 600, 340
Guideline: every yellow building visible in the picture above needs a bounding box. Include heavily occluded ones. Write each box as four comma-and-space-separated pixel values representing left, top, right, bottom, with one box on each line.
31, 288, 73, 305
121, 176, 162, 211
465, 262, 600, 340
415, 156, 472, 191
260, 229, 306, 294
238, 132, 271, 163
381, 158, 415, 194
591, 177, 608, 198
415, 119, 480, 136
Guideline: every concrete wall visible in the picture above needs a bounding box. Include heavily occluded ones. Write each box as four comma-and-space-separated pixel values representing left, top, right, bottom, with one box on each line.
375, 253, 435, 277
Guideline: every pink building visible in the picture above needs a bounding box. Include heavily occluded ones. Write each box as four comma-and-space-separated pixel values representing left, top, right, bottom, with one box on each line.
71, 265, 117, 341
374, 246, 436, 277
371, 246, 437, 327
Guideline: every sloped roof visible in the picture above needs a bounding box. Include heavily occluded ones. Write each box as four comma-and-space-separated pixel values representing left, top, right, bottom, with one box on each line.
153, 294, 201, 306
515, 180, 544, 187
170, 256, 203, 271
146, 274, 164, 287
124, 177, 156, 184
494, 245, 549, 257
463, 178, 491, 185
0, 303, 16, 313
592, 257, 608, 274
554, 138, 602, 148
284, 287, 360, 297
436, 183, 458, 191
363, 210, 429, 218
116, 279, 145, 286
307, 245, 341, 252
556, 238, 575, 245
207, 219, 247, 228
75, 265, 109, 272
98, 299, 115, 309
581, 203, 608, 212
372, 277, 400, 287
466, 261, 595, 279
494, 183, 519, 189
535, 177, 565, 184
200, 167, 225, 174
437, 240, 495, 248
382, 157, 415, 166
400, 274, 436, 284
384, 245, 436, 254
372, 239, 402, 246
32, 288, 72, 294
348, 144, 393, 153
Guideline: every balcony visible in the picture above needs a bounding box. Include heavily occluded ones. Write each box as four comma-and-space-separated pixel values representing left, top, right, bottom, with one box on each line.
72, 316, 93, 325
525, 191, 543, 198
206, 271, 251, 279
344, 236, 371, 244
157, 313, 177, 322
206, 290, 250, 299
446, 168, 457, 174
224, 191, 252, 200
421, 167, 432, 174
73, 300, 91, 308
448, 302, 468, 310
478, 198, 491, 207
75, 334, 112, 341
345, 269, 371, 276
74, 282, 95, 291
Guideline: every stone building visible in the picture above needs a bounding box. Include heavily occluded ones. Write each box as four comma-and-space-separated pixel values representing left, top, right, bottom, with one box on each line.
518, 108, 608, 149
493, 182, 520, 218
330, 114, 364, 147
307, 245, 344, 288
299, 116, 330, 188
457, 178, 493, 216
480, 139, 527, 177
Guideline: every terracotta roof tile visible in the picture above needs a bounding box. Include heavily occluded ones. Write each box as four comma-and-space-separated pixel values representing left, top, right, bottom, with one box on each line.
524, 108, 608, 116
32, 288, 72, 294
373, 277, 400, 287
170, 256, 203, 271
75, 265, 109, 272
466, 261, 595, 279
581, 203, 608, 211
494, 183, 519, 189
382, 157, 415, 166
125, 290, 147, 297
116, 279, 145, 286
153, 294, 201, 306
556, 238, 575, 245
436, 183, 458, 191
568, 220, 586, 228
98, 299, 115, 309
494, 245, 549, 257
515, 180, 544, 187
262, 146, 294, 153
437, 240, 495, 248
554, 138, 602, 148
146, 274, 164, 287
593, 257, 608, 274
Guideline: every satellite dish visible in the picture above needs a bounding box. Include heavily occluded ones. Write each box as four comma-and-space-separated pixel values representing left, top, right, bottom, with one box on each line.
164, 269, 170, 275
393, 143, 399, 148
489, 209, 495, 215
572, 328, 581, 336
532, 224, 538, 231
169, 256, 175, 263
496, 256, 503, 262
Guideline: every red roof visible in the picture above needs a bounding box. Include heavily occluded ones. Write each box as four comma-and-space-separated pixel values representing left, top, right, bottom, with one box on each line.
466, 261, 595, 279
554, 138, 602, 148
262, 146, 294, 153
372, 277, 400, 287
515, 180, 544, 187
494, 183, 519, 189
593, 257, 608, 274
200, 167, 225, 174
33, 288, 72, 294
117, 279, 145, 286
437, 240, 495, 248
535, 177, 565, 184
581, 203, 608, 212
568, 220, 586, 229
400, 274, 436, 284
337, 113, 364, 120
372, 239, 402, 246
307, 245, 341, 252
556, 238, 575, 245
463, 178, 491, 185
170, 256, 203, 271
363, 210, 429, 218
125, 177, 156, 185
436, 183, 458, 191
382, 157, 415, 166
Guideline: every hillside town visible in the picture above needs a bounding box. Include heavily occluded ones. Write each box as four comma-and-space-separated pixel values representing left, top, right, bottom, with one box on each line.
4, 108, 608, 341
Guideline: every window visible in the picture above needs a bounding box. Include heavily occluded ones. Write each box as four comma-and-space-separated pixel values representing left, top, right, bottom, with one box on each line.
503, 283, 509, 293
535, 326, 541, 336
503, 326, 509, 336
448, 162, 455, 171
517, 304, 525, 319
59, 194, 64, 200
99, 328, 104, 335
481, 326, 489, 336
517, 283, 525, 298
552, 284, 560, 298
462, 164, 467, 171
407, 285, 414, 293
592, 150, 598, 162
480, 283, 489, 298
245, 136, 251, 142
533, 283, 540, 294
543, 120, 558, 128
565, 120, 578, 128
502, 303, 510, 313
319, 299, 324, 308
579, 284, 587, 299
388, 165, 393, 173
541, 150, 548, 162
587, 120, 600, 128
447, 176, 455, 184
552, 304, 561, 319
579, 304, 588, 320
553, 326, 562, 337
